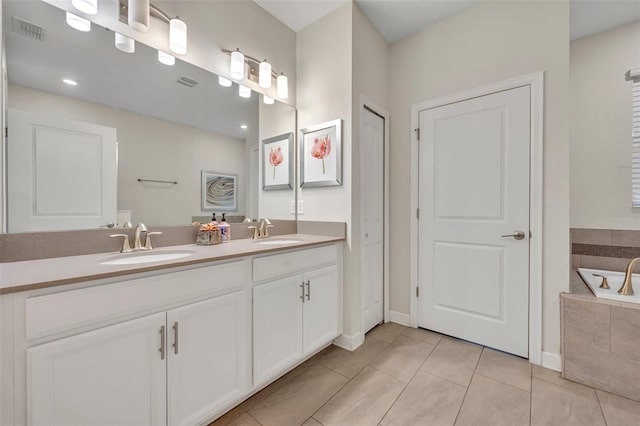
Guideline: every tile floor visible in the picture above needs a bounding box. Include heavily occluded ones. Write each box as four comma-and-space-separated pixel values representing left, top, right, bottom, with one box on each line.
211, 323, 640, 426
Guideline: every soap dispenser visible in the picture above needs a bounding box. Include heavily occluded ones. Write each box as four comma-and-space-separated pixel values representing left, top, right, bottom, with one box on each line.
210, 213, 218, 225
219, 213, 231, 242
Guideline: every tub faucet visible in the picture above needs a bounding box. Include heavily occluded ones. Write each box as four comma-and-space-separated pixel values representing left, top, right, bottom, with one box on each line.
618, 258, 639, 296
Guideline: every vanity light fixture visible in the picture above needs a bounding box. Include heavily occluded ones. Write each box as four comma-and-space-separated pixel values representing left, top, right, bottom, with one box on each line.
115, 33, 135, 53
277, 73, 288, 100
259, 59, 272, 89
71, 0, 98, 15
62, 78, 78, 86
238, 84, 251, 98
230, 49, 245, 80
263, 95, 274, 105
66, 12, 91, 32
218, 76, 233, 87
129, 0, 150, 32
169, 18, 187, 55
158, 50, 175, 66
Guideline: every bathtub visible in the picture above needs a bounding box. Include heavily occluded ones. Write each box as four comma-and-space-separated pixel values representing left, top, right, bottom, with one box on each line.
577, 268, 640, 304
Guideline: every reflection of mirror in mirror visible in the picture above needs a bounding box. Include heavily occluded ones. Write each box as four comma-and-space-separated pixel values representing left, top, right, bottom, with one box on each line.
3, 0, 295, 233
570, 5, 640, 230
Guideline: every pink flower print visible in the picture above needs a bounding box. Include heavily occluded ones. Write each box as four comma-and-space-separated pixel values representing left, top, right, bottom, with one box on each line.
311, 135, 331, 174
269, 147, 284, 179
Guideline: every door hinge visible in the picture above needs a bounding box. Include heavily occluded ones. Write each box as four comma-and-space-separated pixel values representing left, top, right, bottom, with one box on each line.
416, 286, 419, 298
4, 127, 7, 138
416, 208, 419, 219
414, 128, 420, 141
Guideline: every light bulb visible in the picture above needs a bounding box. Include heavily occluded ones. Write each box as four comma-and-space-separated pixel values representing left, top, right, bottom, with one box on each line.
115, 33, 135, 53
66, 12, 91, 32
218, 76, 232, 87
158, 51, 175, 66
259, 59, 272, 89
238, 84, 251, 98
129, 0, 150, 33
169, 18, 187, 55
62, 78, 78, 86
277, 73, 288, 99
263, 95, 274, 105
230, 49, 245, 80
71, 0, 97, 15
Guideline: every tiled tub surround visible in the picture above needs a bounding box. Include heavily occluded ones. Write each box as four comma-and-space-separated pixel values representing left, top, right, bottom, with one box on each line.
571, 228, 640, 272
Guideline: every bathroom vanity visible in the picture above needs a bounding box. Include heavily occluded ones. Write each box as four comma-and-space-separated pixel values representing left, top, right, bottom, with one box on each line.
0, 236, 343, 425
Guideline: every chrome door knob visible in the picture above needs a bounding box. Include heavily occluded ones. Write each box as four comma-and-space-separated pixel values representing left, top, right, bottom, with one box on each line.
501, 231, 526, 240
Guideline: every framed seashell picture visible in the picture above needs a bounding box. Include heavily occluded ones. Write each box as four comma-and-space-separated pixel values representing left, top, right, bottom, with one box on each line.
262, 132, 294, 190
201, 171, 237, 211
300, 119, 342, 187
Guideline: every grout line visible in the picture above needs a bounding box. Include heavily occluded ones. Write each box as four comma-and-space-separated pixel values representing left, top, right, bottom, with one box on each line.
473, 371, 532, 394
594, 390, 609, 426
452, 346, 485, 425
245, 412, 264, 426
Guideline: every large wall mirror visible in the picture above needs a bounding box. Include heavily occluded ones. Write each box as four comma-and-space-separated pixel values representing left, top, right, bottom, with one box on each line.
570, 4, 640, 230
2, 0, 296, 233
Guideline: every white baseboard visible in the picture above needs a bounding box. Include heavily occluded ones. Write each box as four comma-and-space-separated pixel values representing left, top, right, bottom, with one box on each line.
333, 332, 364, 351
388, 310, 411, 326
541, 351, 561, 372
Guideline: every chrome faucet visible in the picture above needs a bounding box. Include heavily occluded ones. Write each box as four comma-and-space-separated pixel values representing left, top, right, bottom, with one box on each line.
248, 219, 274, 240
618, 258, 639, 296
110, 223, 163, 253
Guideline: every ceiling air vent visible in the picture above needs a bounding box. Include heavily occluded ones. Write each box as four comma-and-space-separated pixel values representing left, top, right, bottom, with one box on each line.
177, 76, 198, 88
12, 16, 45, 42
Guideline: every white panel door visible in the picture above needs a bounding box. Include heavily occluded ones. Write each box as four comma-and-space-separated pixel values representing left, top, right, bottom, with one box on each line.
28, 312, 166, 426
361, 108, 385, 333
7, 109, 117, 232
302, 265, 339, 356
418, 86, 530, 357
167, 290, 250, 425
253, 275, 303, 386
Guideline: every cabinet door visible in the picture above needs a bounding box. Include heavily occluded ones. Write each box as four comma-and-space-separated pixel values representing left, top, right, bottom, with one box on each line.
303, 265, 339, 356
253, 275, 303, 386
28, 313, 166, 426
167, 290, 250, 425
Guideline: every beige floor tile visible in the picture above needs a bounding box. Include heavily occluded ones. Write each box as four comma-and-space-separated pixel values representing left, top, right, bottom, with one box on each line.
248, 364, 348, 426
366, 322, 407, 343
226, 413, 262, 426
318, 338, 389, 378
210, 404, 248, 426
531, 378, 605, 426
531, 365, 594, 394
420, 337, 482, 386
313, 366, 406, 426
475, 348, 531, 391
402, 327, 443, 345
455, 374, 530, 426
303, 418, 323, 426
380, 371, 466, 426
370, 335, 436, 382
596, 390, 640, 426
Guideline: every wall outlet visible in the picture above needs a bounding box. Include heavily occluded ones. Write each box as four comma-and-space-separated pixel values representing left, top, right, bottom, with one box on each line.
290, 200, 296, 215
297, 200, 304, 215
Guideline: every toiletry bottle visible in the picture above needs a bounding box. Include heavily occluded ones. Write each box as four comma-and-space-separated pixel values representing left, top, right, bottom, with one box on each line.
219, 213, 231, 242
211, 213, 218, 225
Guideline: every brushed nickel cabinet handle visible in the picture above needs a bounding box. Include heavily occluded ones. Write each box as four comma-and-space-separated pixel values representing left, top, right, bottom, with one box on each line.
305, 280, 311, 301
159, 325, 166, 360
172, 321, 179, 355
300, 283, 305, 302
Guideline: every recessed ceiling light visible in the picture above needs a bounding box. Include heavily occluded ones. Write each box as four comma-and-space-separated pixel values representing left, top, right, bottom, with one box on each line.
240, 124, 248, 129
62, 78, 78, 86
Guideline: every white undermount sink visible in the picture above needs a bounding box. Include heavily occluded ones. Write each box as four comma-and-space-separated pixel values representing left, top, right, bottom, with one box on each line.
254, 239, 302, 245
100, 250, 196, 265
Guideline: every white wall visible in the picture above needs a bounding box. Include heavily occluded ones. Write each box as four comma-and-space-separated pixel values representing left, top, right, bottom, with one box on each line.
571, 22, 640, 229
8, 84, 246, 226
388, 1, 570, 358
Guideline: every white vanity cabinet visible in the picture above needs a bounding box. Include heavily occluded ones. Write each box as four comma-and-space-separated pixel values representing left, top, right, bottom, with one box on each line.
252, 245, 340, 387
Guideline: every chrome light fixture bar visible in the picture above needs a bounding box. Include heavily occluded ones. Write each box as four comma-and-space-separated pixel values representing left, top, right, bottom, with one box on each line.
119, 0, 187, 55
222, 48, 288, 99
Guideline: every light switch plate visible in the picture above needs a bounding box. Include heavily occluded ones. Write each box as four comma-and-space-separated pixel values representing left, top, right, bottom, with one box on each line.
297, 200, 304, 215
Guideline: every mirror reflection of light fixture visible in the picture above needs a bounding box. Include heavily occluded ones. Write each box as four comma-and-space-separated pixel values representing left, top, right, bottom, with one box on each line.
62, 78, 78, 86
129, 0, 150, 32
71, 0, 97, 15
66, 12, 91, 32
158, 50, 175, 66
115, 33, 135, 53
169, 18, 187, 55
263, 95, 274, 105
259, 59, 272, 89
230, 49, 245, 80
277, 73, 288, 99
238, 84, 251, 98
218, 76, 232, 87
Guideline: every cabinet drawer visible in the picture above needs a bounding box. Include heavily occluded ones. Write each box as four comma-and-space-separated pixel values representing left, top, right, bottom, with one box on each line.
253, 245, 337, 282
25, 260, 247, 341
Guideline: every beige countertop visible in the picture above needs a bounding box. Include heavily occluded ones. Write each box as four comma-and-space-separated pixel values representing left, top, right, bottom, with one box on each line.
0, 234, 343, 295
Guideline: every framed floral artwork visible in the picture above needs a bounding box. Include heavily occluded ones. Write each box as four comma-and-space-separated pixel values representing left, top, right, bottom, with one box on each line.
201, 171, 237, 211
300, 119, 342, 187
262, 132, 294, 190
